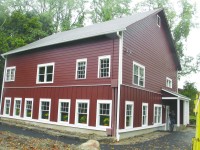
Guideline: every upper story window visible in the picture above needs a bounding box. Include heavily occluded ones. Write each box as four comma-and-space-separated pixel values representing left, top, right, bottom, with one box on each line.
98, 55, 111, 78
133, 62, 145, 87
157, 15, 161, 27
76, 58, 87, 79
36, 63, 55, 84
166, 77, 172, 88
5, 66, 16, 82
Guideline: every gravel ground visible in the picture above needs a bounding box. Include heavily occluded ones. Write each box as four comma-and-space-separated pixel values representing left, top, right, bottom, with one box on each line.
0, 120, 195, 150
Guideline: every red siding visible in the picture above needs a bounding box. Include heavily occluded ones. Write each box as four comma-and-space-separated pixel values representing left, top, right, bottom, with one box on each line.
119, 85, 163, 129
1, 85, 112, 126
5, 36, 119, 88
123, 13, 177, 93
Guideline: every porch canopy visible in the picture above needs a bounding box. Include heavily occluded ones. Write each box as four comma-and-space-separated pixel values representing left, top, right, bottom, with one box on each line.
162, 89, 191, 127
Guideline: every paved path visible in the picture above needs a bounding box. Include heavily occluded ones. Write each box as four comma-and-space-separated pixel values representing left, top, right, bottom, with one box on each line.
0, 122, 195, 150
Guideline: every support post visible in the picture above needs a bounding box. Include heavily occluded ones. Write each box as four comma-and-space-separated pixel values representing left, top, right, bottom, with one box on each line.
177, 98, 180, 127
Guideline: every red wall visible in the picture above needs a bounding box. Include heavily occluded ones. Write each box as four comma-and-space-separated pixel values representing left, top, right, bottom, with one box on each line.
5, 36, 119, 88
123, 13, 178, 93
1, 86, 112, 126
119, 85, 164, 129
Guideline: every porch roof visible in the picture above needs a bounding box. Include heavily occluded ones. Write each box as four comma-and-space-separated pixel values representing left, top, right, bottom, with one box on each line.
161, 89, 191, 101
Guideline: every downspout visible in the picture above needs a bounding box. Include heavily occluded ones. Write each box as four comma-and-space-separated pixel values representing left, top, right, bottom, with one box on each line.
0, 55, 7, 115
116, 31, 123, 141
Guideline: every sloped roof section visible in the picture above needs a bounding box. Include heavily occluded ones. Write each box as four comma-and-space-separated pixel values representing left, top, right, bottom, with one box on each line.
2, 9, 161, 56
162, 89, 191, 101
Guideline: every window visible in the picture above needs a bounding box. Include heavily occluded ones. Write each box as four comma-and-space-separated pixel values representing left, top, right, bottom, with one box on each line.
4, 98, 11, 115
24, 98, 33, 119
58, 99, 70, 123
76, 100, 89, 125
133, 62, 145, 87
142, 103, 148, 126
154, 104, 162, 124
36, 63, 55, 84
96, 100, 112, 128
166, 77, 172, 88
125, 101, 134, 128
157, 15, 161, 27
39, 99, 51, 121
98, 55, 111, 78
76, 58, 87, 79
5, 66, 16, 82
14, 98, 22, 117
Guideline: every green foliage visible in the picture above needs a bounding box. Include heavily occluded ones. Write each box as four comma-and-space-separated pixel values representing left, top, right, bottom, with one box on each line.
179, 81, 199, 115
79, 115, 87, 123
90, 0, 131, 23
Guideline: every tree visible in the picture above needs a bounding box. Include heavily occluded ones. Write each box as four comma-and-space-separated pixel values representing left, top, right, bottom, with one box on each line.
90, 0, 131, 23
134, 0, 199, 77
179, 81, 199, 115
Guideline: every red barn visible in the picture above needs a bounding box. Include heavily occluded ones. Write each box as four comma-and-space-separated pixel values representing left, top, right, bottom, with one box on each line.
0, 9, 190, 140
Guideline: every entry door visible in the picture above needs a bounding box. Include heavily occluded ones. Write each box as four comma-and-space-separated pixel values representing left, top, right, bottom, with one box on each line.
165, 106, 170, 130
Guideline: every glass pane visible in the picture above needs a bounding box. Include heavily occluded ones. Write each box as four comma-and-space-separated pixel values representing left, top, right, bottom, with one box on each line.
134, 75, 138, 84
46, 74, 52, 82
47, 66, 53, 74
78, 114, 87, 124
26, 109, 32, 117
39, 75, 44, 82
100, 115, 109, 126
134, 65, 138, 75
42, 110, 49, 119
61, 112, 68, 122
140, 68, 144, 77
39, 67, 45, 74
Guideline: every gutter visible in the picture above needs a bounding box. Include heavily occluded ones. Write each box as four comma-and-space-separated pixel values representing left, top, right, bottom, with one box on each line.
116, 31, 123, 141
0, 55, 7, 114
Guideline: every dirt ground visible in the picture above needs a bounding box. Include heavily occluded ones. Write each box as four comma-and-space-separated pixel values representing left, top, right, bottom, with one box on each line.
0, 131, 71, 150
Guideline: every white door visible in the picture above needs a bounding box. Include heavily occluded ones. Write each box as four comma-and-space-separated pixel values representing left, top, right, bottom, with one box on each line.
165, 106, 170, 130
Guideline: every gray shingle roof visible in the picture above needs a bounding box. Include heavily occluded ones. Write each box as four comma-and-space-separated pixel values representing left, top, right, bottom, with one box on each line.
2, 9, 162, 56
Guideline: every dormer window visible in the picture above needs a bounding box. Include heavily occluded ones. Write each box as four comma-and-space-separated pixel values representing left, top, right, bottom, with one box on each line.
157, 15, 161, 27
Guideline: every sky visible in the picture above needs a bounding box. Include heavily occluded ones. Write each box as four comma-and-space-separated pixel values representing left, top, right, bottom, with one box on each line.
178, 0, 200, 91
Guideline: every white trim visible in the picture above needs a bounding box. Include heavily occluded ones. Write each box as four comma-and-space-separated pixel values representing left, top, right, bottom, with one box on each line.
39, 98, 51, 121
0, 115, 107, 131
57, 99, 71, 124
119, 123, 165, 133
166, 77, 172, 88
157, 15, 161, 27
3, 97, 11, 116
116, 31, 123, 141
177, 98, 180, 127
13, 98, 22, 117
153, 104, 162, 125
98, 55, 111, 78
75, 99, 90, 126
5, 66, 16, 82
125, 101, 134, 129
96, 100, 112, 129
142, 103, 148, 127
122, 84, 161, 95
36, 62, 55, 84
0, 58, 7, 113
132, 61, 145, 87
162, 97, 178, 100
24, 98, 34, 119
75, 58, 87, 80
5, 84, 111, 89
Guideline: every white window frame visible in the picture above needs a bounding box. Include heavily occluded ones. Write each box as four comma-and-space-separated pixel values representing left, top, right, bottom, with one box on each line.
58, 99, 71, 123
157, 15, 161, 27
98, 55, 111, 78
133, 61, 145, 87
96, 100, 112, 128
166, 77, 172, 88
13, 98, 22, 117
36, 62, 55, 84
75, 58, 87, 79
39, 99, 51, 121
5, 66, 16, 82
4, 97, 11, 116
154, 104, 162, 125
125, 101, 134, 129
142, 103, 148, 127
75, 99, 90, 126
24, 98, 34, 119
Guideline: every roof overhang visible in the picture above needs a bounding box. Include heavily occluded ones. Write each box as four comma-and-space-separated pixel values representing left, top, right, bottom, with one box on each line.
162, 89, 190, 101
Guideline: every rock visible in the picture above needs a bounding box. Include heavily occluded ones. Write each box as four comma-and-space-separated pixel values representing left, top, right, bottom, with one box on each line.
78, 140, 100, 150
